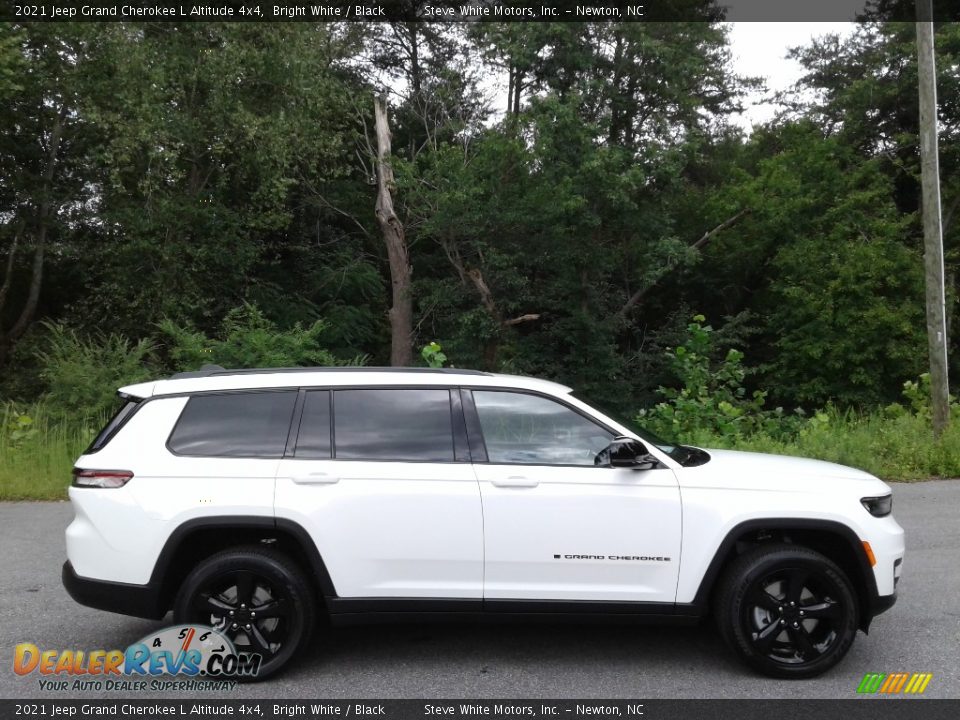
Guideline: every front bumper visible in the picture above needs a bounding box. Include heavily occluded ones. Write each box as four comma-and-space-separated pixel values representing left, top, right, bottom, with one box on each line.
870, 591, 897, 618
62, 561, 166, 620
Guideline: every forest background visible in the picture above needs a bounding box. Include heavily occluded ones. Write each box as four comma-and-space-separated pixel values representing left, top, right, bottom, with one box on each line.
4, 5, 960, 497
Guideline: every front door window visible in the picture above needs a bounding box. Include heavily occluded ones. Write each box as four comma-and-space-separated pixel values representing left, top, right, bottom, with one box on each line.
472, 390, 614, 466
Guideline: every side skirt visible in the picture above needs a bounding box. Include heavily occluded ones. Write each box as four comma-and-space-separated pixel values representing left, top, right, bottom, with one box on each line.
325, 597, 704, 627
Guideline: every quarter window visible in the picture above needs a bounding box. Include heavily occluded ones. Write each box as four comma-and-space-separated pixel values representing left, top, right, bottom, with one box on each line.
169, 391, 297, 457
472, 391, 613, 466
86, 399, 141, 453
333, 389, 454, 461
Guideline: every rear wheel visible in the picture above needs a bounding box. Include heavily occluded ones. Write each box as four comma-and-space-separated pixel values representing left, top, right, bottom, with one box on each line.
174, 545, 315, 680
714, 544, 859, 678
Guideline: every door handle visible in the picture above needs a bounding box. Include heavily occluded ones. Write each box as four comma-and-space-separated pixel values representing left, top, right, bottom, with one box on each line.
491, 476, 539, 488
288, 472, 340, 485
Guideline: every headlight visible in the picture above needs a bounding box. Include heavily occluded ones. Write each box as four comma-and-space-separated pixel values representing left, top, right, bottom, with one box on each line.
861, 494, 892, 517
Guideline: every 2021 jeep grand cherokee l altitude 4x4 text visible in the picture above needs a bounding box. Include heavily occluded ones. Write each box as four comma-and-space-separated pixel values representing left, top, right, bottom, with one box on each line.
63, 366, 904, 679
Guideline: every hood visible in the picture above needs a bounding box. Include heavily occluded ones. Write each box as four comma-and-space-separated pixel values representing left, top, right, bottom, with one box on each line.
700, 448, 879, 482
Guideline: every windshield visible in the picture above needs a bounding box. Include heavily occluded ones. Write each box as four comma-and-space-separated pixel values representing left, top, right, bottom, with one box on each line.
571, 392, 676, 452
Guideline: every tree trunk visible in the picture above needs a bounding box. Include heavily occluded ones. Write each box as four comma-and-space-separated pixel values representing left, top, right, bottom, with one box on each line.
374, 93, 414, 367
0, 104, 67, 365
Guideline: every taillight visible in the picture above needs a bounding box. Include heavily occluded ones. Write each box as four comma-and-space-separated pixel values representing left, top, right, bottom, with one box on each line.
72, 468, 133, 488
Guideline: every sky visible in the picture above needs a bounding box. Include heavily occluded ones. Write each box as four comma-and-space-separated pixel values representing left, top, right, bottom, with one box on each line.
465, 22, 859, 132
727, 22, 856, 128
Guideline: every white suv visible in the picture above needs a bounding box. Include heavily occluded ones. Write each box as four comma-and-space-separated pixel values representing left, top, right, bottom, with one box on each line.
63, 366, 904, 679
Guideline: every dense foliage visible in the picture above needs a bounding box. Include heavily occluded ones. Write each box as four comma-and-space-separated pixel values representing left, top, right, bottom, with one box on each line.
4, 15, 960, 496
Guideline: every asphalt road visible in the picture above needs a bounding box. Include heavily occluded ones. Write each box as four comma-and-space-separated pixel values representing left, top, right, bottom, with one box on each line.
2, 481, 959, 700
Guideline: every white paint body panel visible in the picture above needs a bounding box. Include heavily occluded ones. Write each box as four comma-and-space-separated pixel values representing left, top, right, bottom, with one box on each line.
67, 396, 276, 584
68, 369, 904, 610
475, 464, 681, 601
275, 459, 483, 598
674, 449, 905, 601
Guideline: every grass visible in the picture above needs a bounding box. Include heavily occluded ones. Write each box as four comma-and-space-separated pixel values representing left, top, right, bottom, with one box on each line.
2, 402, 959, 501
692, 407, 960, 482
0, 403, 99, 501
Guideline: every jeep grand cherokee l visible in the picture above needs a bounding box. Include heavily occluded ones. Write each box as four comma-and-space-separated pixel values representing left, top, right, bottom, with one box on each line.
63, 366, 904, 679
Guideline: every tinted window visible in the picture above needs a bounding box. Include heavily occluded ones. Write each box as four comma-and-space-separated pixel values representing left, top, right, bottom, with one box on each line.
472, 391, 613, 466
334, 389, 454, 461
169, 391, 297, 457
87, 399, 141, 453
295, 390, 331, 458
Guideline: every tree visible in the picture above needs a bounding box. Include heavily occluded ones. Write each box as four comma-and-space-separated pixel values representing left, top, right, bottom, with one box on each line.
73, 23, 358, 336
775, 21, 960, 401
0, 24, 95, 364
374, 93, 414, 366
677, 123, 927, 407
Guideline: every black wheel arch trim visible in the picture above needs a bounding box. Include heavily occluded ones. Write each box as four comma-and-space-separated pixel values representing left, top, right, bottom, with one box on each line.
691, 518, 888, 630
149, 515, 337, 595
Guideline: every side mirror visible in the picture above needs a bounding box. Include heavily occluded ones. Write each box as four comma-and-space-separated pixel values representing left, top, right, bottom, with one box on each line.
596, 436, 660, 470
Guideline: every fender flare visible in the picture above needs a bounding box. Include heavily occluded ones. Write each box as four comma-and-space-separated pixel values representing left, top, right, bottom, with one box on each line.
687, 518, 879, 621
149, 515, 337, 600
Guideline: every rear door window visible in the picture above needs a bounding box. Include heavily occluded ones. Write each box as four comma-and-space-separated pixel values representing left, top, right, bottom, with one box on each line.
168, 391, 297, 457
333, 389, 454, 461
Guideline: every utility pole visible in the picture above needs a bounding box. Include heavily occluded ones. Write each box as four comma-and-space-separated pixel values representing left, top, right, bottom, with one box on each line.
916, 3, 950, 436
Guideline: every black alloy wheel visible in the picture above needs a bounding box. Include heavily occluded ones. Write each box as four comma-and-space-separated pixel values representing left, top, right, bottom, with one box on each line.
174, 546, 315, 680
715, 544, 859, 678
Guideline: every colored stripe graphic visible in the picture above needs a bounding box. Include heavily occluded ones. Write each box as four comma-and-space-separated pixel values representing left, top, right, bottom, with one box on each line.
857, 673, 886, 693
908, 673, 933, 694
857, 672, 932, 694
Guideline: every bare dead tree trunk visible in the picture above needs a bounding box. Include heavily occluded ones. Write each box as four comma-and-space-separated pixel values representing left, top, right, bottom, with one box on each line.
374, 93, 414, 367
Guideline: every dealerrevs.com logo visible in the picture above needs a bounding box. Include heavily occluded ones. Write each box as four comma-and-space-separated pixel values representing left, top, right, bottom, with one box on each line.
14, 625, 260, 690
856, 672, 934, 695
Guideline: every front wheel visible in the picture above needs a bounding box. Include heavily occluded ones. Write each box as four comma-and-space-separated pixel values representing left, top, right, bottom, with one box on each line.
714, 544, 859, 678
174, 545, 316, 680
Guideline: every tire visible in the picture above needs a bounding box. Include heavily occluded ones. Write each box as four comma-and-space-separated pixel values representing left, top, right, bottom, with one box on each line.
714, 543, 859, 679
173, 545, 316, 681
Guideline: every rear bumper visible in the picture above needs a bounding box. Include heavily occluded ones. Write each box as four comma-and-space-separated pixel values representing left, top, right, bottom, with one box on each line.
62, 561, 166, 620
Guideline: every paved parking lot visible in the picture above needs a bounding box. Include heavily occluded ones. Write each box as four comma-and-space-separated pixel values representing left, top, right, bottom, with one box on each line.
2, 480, 959, 699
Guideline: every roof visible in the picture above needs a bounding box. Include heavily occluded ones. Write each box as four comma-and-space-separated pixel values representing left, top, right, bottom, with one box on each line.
119, 365, 573, 399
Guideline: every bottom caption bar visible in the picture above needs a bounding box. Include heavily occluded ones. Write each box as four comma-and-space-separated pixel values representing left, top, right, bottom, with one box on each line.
3, 700, 958, 720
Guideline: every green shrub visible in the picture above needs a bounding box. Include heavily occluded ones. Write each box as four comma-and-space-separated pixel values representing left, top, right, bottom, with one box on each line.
630, 315, 960, 481
635, 315, 803, 444
158, 304, 366, 371
36, 322, 156, 422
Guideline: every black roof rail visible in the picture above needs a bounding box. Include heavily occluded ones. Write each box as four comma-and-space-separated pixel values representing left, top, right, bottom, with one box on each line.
169, 365, 493, 379
170, 364, 228, 379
